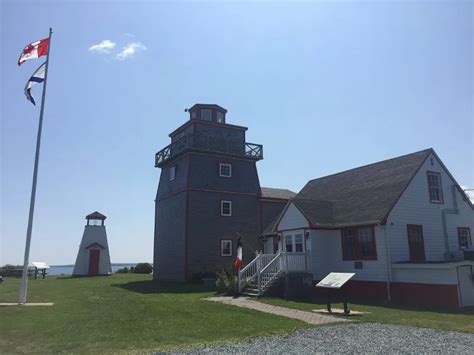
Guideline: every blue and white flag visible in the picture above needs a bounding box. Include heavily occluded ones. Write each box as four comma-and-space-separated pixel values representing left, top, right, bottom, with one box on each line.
24, 62, 46, 105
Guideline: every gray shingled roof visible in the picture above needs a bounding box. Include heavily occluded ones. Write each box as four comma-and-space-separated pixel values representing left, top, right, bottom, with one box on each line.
261, 187, 296, 200
294, 149, 433, 227
263, 149, 435, 234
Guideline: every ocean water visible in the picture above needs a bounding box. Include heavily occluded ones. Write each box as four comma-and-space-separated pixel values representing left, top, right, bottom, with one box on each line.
48, 263, 138, 275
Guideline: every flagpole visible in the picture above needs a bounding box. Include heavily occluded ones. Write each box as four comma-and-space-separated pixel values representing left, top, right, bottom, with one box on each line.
19, 28, 53, 304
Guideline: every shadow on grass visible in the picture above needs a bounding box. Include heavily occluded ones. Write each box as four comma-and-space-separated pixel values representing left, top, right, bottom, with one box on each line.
111, 280, 215, 294
264, 295, 474, 316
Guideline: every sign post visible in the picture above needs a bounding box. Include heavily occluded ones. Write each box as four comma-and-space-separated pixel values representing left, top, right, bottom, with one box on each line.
316, 272, 355, 315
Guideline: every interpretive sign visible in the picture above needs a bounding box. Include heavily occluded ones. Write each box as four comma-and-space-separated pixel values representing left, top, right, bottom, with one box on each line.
316, 272, 355, 289
316, 272, 356, 315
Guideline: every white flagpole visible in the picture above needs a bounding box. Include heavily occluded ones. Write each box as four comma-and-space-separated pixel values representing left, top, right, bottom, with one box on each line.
19, 28, 53, 304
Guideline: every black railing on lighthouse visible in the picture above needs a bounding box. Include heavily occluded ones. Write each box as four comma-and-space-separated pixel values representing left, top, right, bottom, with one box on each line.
155, 133, 263, 167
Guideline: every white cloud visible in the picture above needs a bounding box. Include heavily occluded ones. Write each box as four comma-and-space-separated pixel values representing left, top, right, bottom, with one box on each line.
116, 42, 147, 61
461, 185, 474, 203
89, 40, 117, 54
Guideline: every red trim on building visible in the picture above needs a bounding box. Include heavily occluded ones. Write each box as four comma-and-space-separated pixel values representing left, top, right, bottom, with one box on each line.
278, 227, 316, 233
381, 151, 431, 224
259, 197, 292, 203
157, 187, 260, 202
391, 282, 459, 308
340, 225, 377, 261
406, 224, 426, 261
427, 171, 444, 204
312, 280, 460, 308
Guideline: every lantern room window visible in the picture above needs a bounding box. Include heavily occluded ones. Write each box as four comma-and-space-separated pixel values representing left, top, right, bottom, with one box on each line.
201, 109, 212, 121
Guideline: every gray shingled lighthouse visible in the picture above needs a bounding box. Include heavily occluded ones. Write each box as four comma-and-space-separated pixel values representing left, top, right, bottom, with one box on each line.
154, 104, 294, 281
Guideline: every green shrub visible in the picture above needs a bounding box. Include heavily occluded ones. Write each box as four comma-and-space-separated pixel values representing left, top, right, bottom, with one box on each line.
215, 265, 237, 296
115, 267, 129, 273
132, 263, 153, 274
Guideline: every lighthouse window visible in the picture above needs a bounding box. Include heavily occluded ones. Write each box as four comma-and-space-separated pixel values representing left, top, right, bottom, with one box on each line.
221, 200, 232, 216
219, 163, 232, 178
201, 109, 212, 121
169, 165, 176, 181
221, 240, 232, 256
216, 111, 225, 123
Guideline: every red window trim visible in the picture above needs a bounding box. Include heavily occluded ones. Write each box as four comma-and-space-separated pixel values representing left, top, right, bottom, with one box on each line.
220, 239, 233, 257
341, 225, 377, 261
457, 227, 472, 249
407, 224, 426, 261
427, 171, 444, 204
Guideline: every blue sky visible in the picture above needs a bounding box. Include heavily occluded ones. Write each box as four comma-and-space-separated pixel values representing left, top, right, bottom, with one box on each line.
1, 1, 472, 265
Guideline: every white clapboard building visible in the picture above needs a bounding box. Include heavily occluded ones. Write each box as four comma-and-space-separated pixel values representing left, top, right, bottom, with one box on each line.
255, 149, 473, 308
73, 212, 112, 276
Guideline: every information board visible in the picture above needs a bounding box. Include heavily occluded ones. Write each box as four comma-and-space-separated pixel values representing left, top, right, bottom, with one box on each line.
316, 272, 355, 289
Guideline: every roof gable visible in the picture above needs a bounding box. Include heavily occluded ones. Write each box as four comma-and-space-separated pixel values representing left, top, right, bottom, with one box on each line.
295, 149, 433, 227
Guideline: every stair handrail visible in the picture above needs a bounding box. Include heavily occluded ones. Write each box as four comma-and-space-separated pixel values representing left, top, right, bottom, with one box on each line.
258, 252, 283, 293
238, 253, 261, 292
259, 252, 281, 275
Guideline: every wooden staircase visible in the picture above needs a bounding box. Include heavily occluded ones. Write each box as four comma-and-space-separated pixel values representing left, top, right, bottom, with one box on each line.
238, 251, 307, 297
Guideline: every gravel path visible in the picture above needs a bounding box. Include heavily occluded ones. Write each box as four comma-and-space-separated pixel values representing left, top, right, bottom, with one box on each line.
175, 324, 474, 354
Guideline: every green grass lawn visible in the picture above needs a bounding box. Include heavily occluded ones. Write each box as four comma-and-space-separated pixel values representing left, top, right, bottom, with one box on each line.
259, 296, 474, 334
0, 274, 309, 354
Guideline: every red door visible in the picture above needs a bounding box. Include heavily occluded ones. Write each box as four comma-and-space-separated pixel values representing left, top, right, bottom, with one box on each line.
88, 249, 100, 275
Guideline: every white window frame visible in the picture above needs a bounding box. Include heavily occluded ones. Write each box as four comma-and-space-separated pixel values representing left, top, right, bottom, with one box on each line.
221, 240, 232, 256
427, 171, 443, 203
169, 165, 176, 181
219, 163, 232, 178
284, 234, 304, 253
221, 200, 232, 216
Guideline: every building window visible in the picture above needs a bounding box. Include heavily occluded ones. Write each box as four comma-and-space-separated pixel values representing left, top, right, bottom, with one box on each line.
458, 227, 471, 249
341, 227, 377, 260
219, 163, 232, 178
341, 229, 355, 259
221, 240, 232, 256
427, 171, 443, 203
169, 165, 176, 181
216, 111, 225, 123
407, 224, 425, 261
201, 109, 212, 121
221, 200, 232, 216
285, 235, 293, 252
294, 234, 304, 252
283, 234, 304, 253
358, 227, 376, 257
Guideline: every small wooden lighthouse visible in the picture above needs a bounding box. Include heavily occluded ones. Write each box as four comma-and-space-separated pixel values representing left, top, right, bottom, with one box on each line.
73, 211, 112, 276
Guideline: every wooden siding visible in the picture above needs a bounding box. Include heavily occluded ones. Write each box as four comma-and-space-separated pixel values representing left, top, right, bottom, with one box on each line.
309, 228, 389, 282
385, 152, 474, 263
277, 202, 309, 231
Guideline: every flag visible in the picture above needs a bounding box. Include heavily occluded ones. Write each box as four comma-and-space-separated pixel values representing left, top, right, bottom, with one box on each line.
18, 38, 49, 66
234, 237, 243, 270
24, 62, 46, 105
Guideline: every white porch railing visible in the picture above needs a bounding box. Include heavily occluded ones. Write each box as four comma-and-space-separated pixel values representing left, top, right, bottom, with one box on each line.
238, 252, 308, 295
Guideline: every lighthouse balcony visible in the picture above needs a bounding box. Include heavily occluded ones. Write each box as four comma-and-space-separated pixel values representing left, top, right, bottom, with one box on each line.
155, 133, 263, 167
